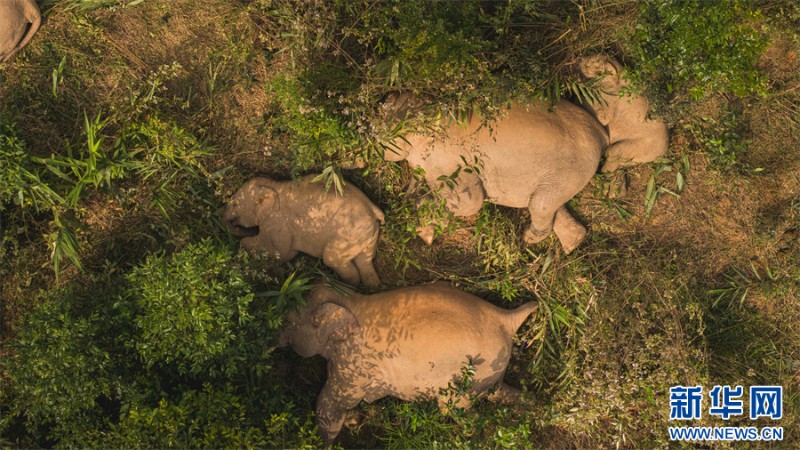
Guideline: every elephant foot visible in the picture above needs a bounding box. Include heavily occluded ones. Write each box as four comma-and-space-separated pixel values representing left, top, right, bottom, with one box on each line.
523, 227, 550, 244
416, 224, 436, 245
555, 222, 587, 255
553, 206, 587, 254
560, 232, 586, 254
359, 270, 381, 288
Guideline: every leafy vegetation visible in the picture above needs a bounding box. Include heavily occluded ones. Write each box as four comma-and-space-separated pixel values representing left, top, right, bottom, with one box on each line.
1, 239, 321, 448
1, 0, 799, 448
629, 0, 768, 108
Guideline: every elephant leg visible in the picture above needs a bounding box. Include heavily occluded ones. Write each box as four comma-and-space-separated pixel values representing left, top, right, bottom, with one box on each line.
316, 380, 361, 443
323, 247, 361, 285
523, 192, 558, 244
353, 251, 380, 288
441, 171, 486, 217
552, 206, 587, 254
418, 172, 486, 245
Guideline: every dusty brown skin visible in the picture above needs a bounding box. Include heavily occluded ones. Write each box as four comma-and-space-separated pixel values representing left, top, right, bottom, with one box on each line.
577, 55, 669, 172
223, 175, 384, 287
0, 0, 41, 63
279, 282, 537, 442
386, 97, 608, 254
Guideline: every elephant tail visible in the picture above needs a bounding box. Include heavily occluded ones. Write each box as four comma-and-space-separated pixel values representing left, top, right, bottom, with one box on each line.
502, 301, 537, 335
372, 204, 385, 224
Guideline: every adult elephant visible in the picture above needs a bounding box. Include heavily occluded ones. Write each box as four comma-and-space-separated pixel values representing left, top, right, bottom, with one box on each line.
384, 96, 608, 254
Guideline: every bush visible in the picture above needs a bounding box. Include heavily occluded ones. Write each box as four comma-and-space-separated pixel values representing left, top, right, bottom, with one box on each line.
1, 239, 318, 448
129, 239, 255, 375
2, 273, 131, 446
264, 0, 570, 175
629, 0, 768, 106
96, 384, 319, 449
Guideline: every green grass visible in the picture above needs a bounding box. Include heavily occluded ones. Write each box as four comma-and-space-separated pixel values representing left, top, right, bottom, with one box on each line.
1, 0, 799, 448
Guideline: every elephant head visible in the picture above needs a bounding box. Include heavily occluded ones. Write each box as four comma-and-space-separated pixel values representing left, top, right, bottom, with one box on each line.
279, 291, 360, 359
577, 55, 623, 126
379, 92, 430, 162
577, 54, 669, 172
223, 178, 278, 237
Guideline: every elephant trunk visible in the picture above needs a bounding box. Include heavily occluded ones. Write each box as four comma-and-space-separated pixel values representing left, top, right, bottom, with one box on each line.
223, 205, 260, 237
372, 204, 385, 224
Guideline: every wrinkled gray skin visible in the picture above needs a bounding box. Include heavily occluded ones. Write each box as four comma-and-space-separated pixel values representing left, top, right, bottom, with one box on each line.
577, 55, 669, 172
0, 0, 41, 63
279, 282, 537, 442
385, 96, 608, 254
223, 175, 384, 287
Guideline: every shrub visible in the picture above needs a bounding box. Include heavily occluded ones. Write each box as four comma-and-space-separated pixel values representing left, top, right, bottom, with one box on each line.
1, 273, 130, 446
264, 0, 569, 175
128, 239, 255, 375
94, 384, 320, 449
1, 239, 316, 448
629, 0, 768, 106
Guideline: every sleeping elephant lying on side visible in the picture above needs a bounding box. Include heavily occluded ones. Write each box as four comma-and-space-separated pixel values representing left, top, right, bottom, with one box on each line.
0, 0, 41, 63
385, 96, 608, 254
223, 175, 385, 287
279, 282, 537, 442
383, 54, 668, 253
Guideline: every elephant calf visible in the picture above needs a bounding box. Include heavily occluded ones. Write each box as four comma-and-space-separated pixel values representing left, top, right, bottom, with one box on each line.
0, 0, 41, 63
223, 175, 384, 287
279, 282, 537, 442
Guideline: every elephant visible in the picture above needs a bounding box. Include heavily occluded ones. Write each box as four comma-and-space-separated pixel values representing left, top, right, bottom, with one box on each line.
279, 282, 537, 442
577, 54, 669, 173
223, 175, 384, 287
384, 95, 609, 254
0, 0, 41, 63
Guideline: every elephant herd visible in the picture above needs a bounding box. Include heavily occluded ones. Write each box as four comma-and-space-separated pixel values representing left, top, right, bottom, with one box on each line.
224, 57, 668, 440
2, 6, 669, 443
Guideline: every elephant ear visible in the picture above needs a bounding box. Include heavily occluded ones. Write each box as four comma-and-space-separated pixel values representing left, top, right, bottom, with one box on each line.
311, 302, 360, 346
252, 184, 279, 216
578, 55, 618, 79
